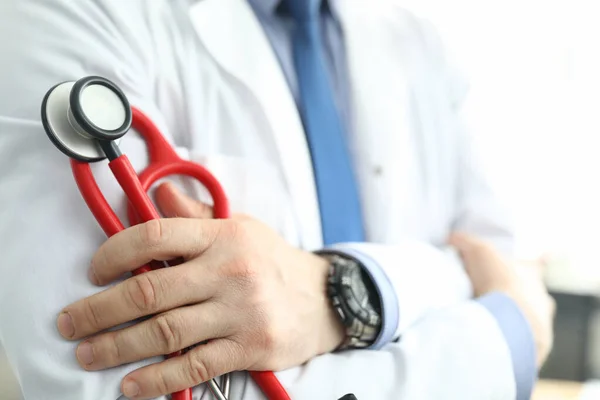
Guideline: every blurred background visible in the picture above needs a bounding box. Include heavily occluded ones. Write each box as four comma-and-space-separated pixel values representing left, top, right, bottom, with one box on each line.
399, 0, 600, 398
1, 0, 600, 399
403, 0, 600, 269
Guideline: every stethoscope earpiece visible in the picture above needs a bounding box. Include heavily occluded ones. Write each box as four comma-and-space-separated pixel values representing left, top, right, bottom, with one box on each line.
41, 76, 132, 162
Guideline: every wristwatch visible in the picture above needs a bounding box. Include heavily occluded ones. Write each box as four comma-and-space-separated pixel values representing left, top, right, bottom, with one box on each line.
317, 251, 383, 350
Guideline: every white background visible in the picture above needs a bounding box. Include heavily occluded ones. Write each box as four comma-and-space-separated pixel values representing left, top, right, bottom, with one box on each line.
400, 0, 600, 289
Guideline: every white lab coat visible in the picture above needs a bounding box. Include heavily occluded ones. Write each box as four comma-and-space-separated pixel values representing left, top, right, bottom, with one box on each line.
0, 0, 517, 399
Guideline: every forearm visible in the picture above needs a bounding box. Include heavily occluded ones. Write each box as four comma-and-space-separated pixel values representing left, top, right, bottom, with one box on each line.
273, 300, 517, 400
327, 241, 473, 342
326, 242, 536, 399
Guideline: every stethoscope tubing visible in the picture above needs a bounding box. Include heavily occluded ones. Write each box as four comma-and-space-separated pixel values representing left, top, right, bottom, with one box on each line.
69, 113, 290, 400
71, 156, 192, 400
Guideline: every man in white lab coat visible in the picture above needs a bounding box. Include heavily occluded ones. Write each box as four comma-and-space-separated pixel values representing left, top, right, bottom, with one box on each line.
0, 0, 553, 399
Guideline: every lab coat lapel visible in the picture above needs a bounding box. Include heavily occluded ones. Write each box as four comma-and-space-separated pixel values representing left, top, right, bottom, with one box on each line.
188, 0, 323, 249
333, 0, 422, 242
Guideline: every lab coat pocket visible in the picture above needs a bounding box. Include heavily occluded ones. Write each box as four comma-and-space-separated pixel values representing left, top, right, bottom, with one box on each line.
185, 151, 300, 245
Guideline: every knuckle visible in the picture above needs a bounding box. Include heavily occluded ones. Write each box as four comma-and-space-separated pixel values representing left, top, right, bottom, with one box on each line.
155, 368, 171, 396
225, 257, 259, 281
104, 332, 123, 366
223, 219, 251, 243
112, 334, 123, 364
186, 352, 214, 384
220, 259, 264, 296
154, 314, 182, 353
248, 309, 277, 354
92, 246, 112, 278
261, 323, 278, 354
83, 297, 103, 331
128, 274, 159, 312
139, 219, 167, 248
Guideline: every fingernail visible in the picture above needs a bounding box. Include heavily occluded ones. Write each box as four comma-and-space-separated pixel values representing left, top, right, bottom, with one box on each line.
77, 342, 94, 366
88, 265, 99, 285
57, 312, 74, 338
122, 379, 140, 398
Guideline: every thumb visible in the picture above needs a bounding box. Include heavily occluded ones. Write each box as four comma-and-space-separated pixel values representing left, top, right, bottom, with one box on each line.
154, 182, 214, 219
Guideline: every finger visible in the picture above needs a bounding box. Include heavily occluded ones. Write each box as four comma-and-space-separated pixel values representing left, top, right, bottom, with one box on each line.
447, 232, 473, 248
90, 218, 224, 283
121, 338, 243, 400
58, 263, 216, 340
75, 301, 230, 371
155, 182, 214, 219
448, 232, 489, 256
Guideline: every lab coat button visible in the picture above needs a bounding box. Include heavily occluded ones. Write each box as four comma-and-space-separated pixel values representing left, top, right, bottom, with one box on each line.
373, 165, 383, 176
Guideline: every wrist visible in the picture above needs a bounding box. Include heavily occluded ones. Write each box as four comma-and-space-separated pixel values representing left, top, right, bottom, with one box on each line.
317, 251, 383, 351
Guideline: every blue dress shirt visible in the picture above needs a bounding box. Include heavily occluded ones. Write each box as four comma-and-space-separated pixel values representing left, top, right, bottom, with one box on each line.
247, 1, 535, 398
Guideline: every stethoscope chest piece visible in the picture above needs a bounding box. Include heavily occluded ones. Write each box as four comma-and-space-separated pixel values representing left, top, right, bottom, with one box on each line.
42, 76, 132, 162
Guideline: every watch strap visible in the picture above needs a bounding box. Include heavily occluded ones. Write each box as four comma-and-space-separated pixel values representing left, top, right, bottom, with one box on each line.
319, 252, 382, 350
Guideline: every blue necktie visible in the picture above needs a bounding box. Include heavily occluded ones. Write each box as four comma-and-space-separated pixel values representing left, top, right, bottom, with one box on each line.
285, 0, 365, 245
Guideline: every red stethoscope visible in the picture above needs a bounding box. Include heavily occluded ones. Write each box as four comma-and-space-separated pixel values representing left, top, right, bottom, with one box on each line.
41, 76, 290, 400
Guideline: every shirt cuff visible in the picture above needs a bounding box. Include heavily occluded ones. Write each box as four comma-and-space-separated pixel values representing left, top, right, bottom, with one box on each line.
477, 292, 537, 400
324, 244, 399, 350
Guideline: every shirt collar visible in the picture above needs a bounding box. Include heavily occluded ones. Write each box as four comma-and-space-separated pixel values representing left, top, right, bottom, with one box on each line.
247, 0, 280, 15
248, 0, 333, 16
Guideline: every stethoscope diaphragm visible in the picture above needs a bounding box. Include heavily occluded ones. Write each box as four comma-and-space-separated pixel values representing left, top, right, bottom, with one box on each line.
41, 76, 132, 162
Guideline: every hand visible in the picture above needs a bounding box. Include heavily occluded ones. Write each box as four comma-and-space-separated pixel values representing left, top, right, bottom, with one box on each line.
56, 183, 344, 400
448, 232, 555, 368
